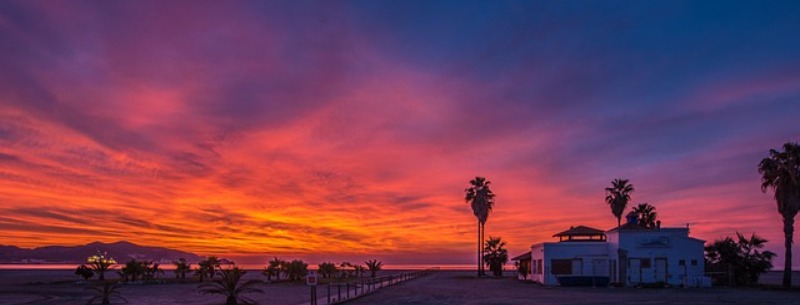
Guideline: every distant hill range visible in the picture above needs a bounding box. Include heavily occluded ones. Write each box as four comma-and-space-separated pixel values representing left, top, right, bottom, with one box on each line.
0, 241, 202, 264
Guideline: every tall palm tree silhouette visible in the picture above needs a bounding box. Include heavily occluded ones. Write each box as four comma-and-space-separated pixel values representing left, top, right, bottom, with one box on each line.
465, 176, 495, 276
605, 178, 634, 227
758, 142, 800, 288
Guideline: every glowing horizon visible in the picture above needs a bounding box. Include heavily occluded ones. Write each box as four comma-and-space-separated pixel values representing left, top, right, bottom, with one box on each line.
1, 1, 799, 265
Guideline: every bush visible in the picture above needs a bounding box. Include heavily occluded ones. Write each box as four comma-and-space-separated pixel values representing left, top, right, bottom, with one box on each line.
705, 232, 775, 286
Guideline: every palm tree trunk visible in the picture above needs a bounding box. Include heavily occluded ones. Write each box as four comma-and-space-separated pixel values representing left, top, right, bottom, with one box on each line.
617, 217, 621, 228
783, 215, 794, 288
481, 222, 485, 276
477, 220, 481, 277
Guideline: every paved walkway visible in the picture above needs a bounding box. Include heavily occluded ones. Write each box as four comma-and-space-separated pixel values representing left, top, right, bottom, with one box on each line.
344, 271, 800, 305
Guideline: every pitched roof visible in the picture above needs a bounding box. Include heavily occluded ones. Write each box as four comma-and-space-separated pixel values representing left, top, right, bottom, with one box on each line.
606, 222, 649, 233
552, 225, 605, 237
511, 251, 531, 261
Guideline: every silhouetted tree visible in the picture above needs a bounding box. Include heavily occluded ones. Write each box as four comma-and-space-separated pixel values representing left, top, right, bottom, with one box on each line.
632, 203, 658, 228
705, 232, 775, 286
758, 142, 800, 288
87, 252, 116, 281
198, 266, 263, 305
353, 264, 366, 278
339, 262, 353, 278
142, 261, 163, 280
466, 176, 495, 276
262, 257, 284, 281
317, 262, 338, 278
86, 282, 127, 305
365, 259, 383, 278
286, 260, 308, 281
174, 258, 192, 280
605, 178, 635, 227
119, 259, 147, 282
483, 236, 508, 277
75, 265, 94, 280
195, 256, 221, 282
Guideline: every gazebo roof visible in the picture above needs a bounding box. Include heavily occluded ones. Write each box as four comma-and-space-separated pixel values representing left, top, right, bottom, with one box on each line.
511, 251, 531, 261
552, 225, 605, 237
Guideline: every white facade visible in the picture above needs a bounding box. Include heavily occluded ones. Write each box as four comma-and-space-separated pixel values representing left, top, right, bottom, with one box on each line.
606, 227, 705, 286
519, 226, 706, 287
528, 241, 609, 285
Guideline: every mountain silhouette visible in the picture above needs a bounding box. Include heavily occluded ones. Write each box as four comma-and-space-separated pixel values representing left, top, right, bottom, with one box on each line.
0, 241, 201, 263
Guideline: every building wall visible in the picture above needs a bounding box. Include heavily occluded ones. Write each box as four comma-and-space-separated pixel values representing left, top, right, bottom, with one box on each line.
610, 228, 705, 286
532, 242, 609, 285
524, 227, 706, 287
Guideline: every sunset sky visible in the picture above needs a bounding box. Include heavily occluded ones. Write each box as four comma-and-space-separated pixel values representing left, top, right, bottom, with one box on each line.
1, 1, 799, 265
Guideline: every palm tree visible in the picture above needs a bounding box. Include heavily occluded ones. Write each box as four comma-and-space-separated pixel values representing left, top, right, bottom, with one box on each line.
758, 141, 800, 288
317, 262, 338, 278
483, 236, 509, 277
353, 264, 367, 278
365, 259, 383, 278
263, 257, 284, 281
605, 178, 635, 227
195, 256, 221, 282
705, 232, 776, 286
86, 282, 127, 305
87, 252, 116, 281
465, 176, 495, 276
75, 264, 94, 280
339, 262, 353, 278
198, 266, 264, 305
174, 258, 192, 280
287, 260, 308, 281
120, 259, 145, 282
143, 261, 164, 280
632, 203, 658, 228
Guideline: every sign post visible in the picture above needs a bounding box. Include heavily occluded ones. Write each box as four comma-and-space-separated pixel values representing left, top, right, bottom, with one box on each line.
307, 271, 318, 305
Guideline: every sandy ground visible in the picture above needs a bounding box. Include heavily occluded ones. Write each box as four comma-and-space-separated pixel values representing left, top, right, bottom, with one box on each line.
0, 269, 328, 305
5, 270, 800, 305
346, 271, 800, 305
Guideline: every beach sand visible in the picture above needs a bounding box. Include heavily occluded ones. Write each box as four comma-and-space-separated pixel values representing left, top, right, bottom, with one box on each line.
5, 270, 800, 304
0, 269, 318, 305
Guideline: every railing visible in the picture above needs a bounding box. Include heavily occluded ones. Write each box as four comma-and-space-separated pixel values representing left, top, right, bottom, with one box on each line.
309, 269, 436, 305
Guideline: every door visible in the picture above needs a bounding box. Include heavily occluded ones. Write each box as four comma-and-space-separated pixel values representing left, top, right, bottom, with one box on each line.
654, 258, 667, 283
572, 259, 583, 276
629, 259, 641, 284
592, 259, 609, 277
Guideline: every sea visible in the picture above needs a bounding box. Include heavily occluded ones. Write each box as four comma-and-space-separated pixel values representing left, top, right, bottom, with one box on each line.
0, 263, 480, 271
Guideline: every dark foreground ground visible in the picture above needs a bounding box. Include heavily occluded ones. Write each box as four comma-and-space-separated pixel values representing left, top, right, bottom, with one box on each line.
346, 271, 800, 305
0, 269, 313, 305
3, 270, 800, 305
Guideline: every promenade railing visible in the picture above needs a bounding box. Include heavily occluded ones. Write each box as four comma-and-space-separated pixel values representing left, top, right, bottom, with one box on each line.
310, 268, 437, 305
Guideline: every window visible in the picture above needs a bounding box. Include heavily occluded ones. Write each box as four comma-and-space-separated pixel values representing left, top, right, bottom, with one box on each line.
691, 259, 698, 266
537, 259, 543, 274
551, 259, 572, 275
640, 258, 651, 268
679, 260, 686, 266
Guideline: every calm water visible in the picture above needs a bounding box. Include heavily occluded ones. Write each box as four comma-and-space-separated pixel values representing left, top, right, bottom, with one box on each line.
0, 263, 478, 271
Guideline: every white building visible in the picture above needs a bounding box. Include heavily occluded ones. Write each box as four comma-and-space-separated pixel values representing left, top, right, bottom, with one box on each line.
513, 219, 707, 287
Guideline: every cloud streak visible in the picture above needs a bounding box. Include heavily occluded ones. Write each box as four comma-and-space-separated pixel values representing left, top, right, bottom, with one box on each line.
0, 0, 799, 264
